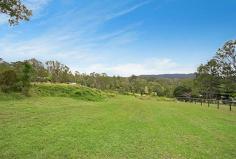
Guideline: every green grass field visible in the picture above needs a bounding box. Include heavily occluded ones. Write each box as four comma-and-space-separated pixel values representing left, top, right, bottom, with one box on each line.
0, 95, 236, 159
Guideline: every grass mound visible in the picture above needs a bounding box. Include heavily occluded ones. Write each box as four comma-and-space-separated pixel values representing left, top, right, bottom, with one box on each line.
31, 83, 106, 101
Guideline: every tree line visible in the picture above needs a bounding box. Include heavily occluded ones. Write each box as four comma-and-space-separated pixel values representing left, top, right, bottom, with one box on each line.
0, 58, 182, 97
0, 40, 235, 99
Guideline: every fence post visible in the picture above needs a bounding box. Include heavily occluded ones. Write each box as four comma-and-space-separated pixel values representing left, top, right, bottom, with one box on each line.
217, 100, 219, 109
208, 100, 210, 107
230, 102, 232, 111
201, 99, 202, 106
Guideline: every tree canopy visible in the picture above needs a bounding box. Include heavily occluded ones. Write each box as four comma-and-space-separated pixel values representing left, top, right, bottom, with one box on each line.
195, 40, 236, 98
0, 0, 32, 25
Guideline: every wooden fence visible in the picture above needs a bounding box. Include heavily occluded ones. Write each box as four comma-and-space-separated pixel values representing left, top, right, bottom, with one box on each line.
176, 97, 236, 111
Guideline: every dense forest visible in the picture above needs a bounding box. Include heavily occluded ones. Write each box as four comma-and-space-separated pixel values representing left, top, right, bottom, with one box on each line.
0, 40, 235, 99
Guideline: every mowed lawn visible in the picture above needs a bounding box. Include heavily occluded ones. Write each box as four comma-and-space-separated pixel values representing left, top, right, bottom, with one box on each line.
0, 96, 236, 159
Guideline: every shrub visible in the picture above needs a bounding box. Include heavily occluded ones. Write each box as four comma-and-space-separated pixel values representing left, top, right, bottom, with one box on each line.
0, 70, 18, 92
173, 85, 192, 97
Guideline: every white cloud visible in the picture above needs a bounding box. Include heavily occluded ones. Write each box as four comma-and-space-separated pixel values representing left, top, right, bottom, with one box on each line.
0, 34, 97, 64
23, 0, 51, 12
0, 0, 142, 65
0, 21, 137, 64
79, 58, 195, 76
105, 1, 150, 21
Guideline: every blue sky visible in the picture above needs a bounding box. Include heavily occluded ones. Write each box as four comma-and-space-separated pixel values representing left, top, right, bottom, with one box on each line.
0, 0, 236, 76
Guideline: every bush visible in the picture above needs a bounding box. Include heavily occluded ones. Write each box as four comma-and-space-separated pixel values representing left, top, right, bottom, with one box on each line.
173, 85, 192, 97
0, 70, 18, 92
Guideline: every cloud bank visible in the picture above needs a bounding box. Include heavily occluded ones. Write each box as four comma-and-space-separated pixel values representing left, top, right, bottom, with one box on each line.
79, 58, 195, 76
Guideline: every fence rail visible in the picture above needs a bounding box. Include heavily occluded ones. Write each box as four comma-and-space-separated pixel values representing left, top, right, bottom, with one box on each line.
176, 97, 236, 111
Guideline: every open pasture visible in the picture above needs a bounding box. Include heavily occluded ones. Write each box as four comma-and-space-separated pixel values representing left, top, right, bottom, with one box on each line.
0, 96, 236, 159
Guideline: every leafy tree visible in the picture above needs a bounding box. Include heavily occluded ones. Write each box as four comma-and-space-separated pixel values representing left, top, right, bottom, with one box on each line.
195, 40, 236, 98
195, 59, 221, 98
0, 0, 32, 25
9, 61, 33, 95
215, 40, 236, 79
173, 85, 192, 97
215, 40, 236, 93
27, 58, 48, 82
0, 58, 11, 73
21, 62, 33, 96
0, 69, 17, 92
128, 75, 138, 94
46, 61, 73, 83
144, 86, 149, 94
149, 82, 165, 96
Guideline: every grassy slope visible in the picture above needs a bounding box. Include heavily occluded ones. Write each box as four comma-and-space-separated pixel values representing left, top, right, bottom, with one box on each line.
0, 83, 111, 102
31, 83, 108, 101
0, 95, 236, 159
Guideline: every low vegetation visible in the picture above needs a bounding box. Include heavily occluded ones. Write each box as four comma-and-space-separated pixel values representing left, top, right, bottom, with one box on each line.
0, 83, 111, 102
31, 83, 107, 101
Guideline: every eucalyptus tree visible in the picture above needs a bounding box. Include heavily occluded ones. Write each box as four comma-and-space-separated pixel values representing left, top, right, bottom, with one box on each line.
0, 0, 32, 25
215, 40, 236, 93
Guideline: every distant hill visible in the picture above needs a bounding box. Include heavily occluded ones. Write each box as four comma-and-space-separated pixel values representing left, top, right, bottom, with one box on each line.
139, 73, 195, 79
